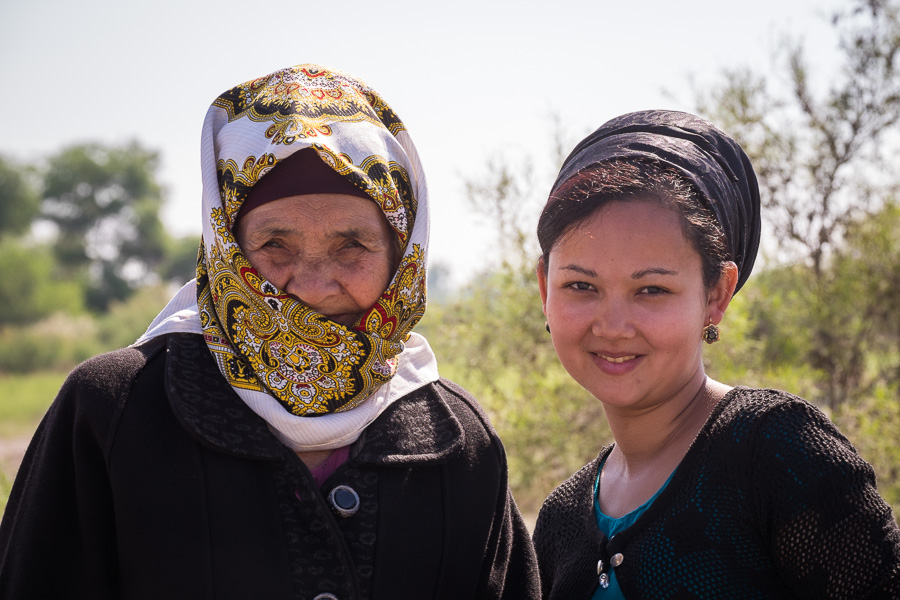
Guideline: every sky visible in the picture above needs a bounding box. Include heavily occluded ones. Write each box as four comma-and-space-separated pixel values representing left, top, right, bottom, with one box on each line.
1, 0, 842, 286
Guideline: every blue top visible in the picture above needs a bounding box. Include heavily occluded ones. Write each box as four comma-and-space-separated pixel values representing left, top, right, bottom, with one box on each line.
591, 461, 675, 600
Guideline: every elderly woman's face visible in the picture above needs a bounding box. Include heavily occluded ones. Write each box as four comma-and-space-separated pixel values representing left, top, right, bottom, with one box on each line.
235, 193, 396, 328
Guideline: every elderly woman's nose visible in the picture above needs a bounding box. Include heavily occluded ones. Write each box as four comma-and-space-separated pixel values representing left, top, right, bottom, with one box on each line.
282, 260, 340, 304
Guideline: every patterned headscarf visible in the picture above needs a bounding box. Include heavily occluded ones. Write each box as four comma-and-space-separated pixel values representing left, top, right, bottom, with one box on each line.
137, 64, 436, 449
551, 110, 761, 293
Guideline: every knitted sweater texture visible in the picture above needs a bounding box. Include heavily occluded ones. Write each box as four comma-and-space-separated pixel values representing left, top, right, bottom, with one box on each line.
533, 387, 900, 599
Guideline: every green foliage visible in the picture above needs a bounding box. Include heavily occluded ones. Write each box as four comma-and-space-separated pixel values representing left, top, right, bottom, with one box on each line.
0, 471, 10, 515
704, 287, 824, 402
833, 383, 900, 512
0, 285, 173, 374
93, 285, 176, 350
422, 149, 609, 516
0, 371, 66, 436
696, 0, 900, 408
159, 235, 200, 285
41, 141, 167, 310
420, 265, 609, 515
0, 155, 40, 236
0, 314, 99, 374
0, 238, 84, 326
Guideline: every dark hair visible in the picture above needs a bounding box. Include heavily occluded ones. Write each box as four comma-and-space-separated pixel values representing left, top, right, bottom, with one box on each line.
537, 159, 730, 290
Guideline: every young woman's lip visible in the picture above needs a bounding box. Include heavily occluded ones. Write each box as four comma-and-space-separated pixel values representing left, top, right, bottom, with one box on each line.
590, 352, 643, 374
597, 354, 638, 364
592, 351, 640, 361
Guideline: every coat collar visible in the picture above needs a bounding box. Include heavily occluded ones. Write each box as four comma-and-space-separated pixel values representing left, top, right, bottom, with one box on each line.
164, 333, 463, 465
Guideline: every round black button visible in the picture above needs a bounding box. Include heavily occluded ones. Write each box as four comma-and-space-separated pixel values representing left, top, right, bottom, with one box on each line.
328, 485, 360, 517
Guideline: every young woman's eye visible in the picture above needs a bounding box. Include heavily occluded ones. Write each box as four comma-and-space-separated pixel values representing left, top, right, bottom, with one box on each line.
639, 286, 668, 295
565, 281, 594, 292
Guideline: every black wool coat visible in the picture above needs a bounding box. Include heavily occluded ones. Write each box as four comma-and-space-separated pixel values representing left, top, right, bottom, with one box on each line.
0, 333, 540, 600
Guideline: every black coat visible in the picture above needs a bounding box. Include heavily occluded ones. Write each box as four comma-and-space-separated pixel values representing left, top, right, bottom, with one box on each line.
0, 333, 540, 599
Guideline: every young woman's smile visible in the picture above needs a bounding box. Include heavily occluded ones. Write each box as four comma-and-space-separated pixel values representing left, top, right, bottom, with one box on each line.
538, 198, 731, 413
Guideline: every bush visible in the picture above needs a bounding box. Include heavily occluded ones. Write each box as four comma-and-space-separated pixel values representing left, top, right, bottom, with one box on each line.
0, 239, 84, 326
0, 314, 100, 374
420, 266, 610, 516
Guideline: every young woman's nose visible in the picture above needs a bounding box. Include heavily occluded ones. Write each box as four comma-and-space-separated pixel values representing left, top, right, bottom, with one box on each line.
591, 297, 635, 339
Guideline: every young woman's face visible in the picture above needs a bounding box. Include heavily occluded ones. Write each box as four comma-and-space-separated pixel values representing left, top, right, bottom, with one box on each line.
538, 199, 734, 413
235, 193, 396, 328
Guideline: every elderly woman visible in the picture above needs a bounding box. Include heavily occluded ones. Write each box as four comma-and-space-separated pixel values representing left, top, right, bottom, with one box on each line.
532, 110, 900, 599
0, 65, 539, 599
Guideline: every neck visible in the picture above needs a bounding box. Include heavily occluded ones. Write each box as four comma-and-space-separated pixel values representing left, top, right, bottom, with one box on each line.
604, 370, 725, 475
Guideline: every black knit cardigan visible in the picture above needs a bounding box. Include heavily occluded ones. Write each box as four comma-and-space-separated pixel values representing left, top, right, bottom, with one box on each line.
533, 387, 900, 599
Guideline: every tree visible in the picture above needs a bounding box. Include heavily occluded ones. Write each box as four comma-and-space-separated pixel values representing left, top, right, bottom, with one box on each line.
41, 142, 167, 310
696, 0, 900, 407
158, 235, 201, 286
421, 141, 609, 516
0, 238, 83, 326
0, 155, 40, 237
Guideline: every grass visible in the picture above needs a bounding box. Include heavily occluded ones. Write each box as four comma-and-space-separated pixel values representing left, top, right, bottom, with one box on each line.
0, 371, 66, 515
0, 371, 66, 436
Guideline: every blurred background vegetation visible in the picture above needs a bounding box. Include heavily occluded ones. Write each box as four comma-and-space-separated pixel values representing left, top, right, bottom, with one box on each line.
1, 0, 899, 519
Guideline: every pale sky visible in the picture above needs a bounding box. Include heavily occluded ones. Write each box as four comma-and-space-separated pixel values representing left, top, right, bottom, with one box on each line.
1, 0, 840, 285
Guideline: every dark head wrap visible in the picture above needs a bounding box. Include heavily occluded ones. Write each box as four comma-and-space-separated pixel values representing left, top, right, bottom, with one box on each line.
551, 110, 762, 293
236, 148, 373, 223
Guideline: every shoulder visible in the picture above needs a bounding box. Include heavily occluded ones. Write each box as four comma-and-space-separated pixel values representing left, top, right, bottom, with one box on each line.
712, 387, 877, 504
356, 377, 506, 468
431, 378, 499, 444
708, 386, 850, 449
63, 336, 167, 397
54, 336, 167, 415
41, 336, 170, 448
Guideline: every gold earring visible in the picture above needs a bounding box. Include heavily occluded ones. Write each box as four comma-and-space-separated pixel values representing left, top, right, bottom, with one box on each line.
701, 322, 720, 344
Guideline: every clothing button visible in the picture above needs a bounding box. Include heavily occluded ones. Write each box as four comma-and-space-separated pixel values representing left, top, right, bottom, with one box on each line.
610, 553, 624, 567
328, 484, 360, 517
596, 559, 604, 575
313, 594, 339, 600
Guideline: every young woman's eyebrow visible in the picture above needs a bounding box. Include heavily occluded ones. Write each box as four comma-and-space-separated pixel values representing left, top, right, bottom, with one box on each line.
560, 264, 597, 277
632, 267, 678, 279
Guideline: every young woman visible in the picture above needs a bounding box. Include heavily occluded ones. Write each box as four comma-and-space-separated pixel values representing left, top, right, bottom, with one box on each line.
532, 110, 900, 599
0, 64, 539, 599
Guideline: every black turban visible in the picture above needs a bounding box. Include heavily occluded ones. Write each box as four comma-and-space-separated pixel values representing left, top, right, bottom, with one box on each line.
550, 110, 762, 293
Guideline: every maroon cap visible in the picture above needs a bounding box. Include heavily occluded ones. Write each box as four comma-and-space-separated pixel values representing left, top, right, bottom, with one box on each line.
237, 148, 373, 221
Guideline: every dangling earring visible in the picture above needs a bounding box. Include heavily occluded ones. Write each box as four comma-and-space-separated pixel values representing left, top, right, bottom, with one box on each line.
701, 322, 720, 344
545, 321, 551, 334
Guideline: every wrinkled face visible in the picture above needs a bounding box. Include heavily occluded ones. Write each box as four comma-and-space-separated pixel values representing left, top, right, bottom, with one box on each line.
537, 199, 733, 413
235, 193, 396, 328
